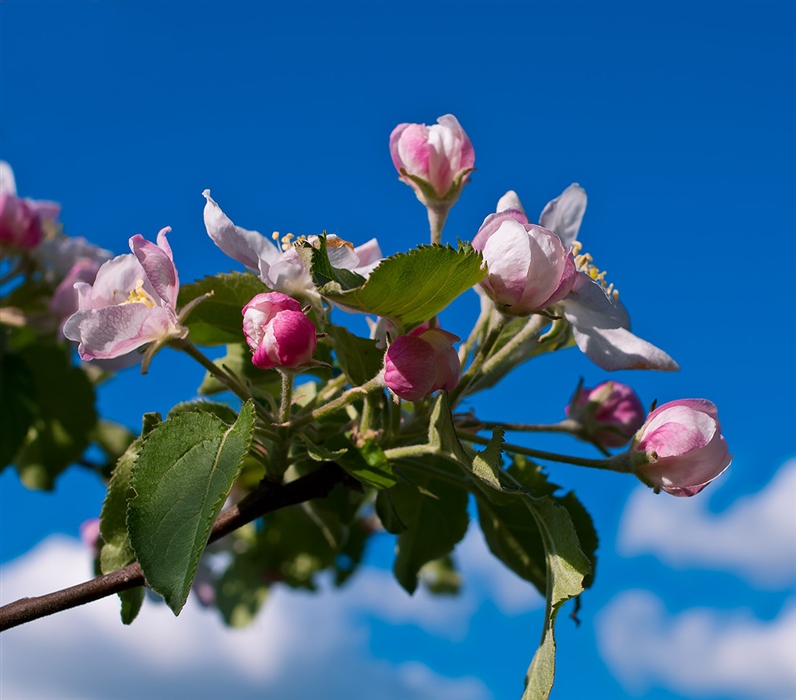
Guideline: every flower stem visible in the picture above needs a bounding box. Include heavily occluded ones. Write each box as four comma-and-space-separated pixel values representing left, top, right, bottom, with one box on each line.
450, 312, 507, 406
383, 444, 439, 461
427, 203, 450, 245
457, 430, 631, 473
477, 418, 582, 434
278, 370, 294, 424
290, 373, 385, 428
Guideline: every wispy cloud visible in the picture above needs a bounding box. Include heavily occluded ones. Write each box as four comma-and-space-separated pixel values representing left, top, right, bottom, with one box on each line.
618, 458, 796, 588
0, 526, 540, 700
596, 589, 796, 699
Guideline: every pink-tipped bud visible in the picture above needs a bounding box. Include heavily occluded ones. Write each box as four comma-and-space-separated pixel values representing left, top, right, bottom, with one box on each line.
242, 291, 317, 370
566, 380, 645, 448
630, 399, 732, 497
389, 114, 475, 205
384, 327, 460, 402
472, 210, 576, 315
0, 193, 45, 249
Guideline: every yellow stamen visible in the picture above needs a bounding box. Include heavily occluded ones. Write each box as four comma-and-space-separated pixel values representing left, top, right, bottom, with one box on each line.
572, 244, 620, 300
121, 280, 157, 309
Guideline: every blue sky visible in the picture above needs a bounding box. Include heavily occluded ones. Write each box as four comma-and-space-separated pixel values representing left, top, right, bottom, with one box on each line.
1, 2, 795, 699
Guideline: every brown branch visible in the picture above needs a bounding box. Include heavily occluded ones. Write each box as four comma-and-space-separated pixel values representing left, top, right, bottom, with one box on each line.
0, 461, 345, 632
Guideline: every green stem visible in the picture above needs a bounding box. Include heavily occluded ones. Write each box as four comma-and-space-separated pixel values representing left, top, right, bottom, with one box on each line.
290, 373, 385, 428
394, 458, 473, 488
359, 392, 378, 434
279, 370, 294, 424
457, 430, 631, 472
457, 297, 493, 368
477, 313, 548, 377
479, 418, 582, 434
383, 444, 439, 461
450, 313, 507, 406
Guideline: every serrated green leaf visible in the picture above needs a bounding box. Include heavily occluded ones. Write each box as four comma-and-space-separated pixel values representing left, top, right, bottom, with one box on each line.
100, 437, 144, 624
13, 343, 97, 489
168, 400, 239, 424
0, 353, 37, 469
471, 428, 504, 491
301, 239, 485, 328
128, 401, 256, 615
523, 496, 591, 700
389, 460, 469, 594
178, 272, 269, 345
326, 325, 384, 386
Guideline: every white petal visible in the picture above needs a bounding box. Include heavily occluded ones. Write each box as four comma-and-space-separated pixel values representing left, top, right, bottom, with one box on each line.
539, 183, 587, 247
0, 161, 17, 196
496, 190, 525, 214
202, 190, 279, 272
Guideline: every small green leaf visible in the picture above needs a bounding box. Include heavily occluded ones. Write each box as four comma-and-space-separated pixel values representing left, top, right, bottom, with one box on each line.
300, 239, 485, 328
128, 401, 256, 615
178, 272, 269, 345
313, 434, 396, 489
389, 460, 469, 594
471, 428, 505, 491
99, 437, 144, 624
523, 496, 591, 700
326, 325, 384, 386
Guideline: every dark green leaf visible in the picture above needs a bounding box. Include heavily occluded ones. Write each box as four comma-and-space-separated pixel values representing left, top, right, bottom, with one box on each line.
168, 400, 240, 424
128, 401, 255, 615
178, 272, 269, 345
326, 325, 384, 386
389, 460, 469, 594
0, 353, 37, 469
13, 343, 97, 489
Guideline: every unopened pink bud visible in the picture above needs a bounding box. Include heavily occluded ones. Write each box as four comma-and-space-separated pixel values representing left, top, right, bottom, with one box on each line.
631, 399, 732, 497
0, 192, 44, 249
566, 380, 645, 448
242, 291, 317, 370
384, 327, 460, 402
390, 115, 475, 203
79, 517, 101, 553
472, 211, 576, 315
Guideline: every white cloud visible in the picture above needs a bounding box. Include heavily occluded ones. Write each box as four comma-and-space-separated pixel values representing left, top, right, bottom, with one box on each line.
596, 590, 796, 699
0, 526, 541, 700
617, 458, 796, 588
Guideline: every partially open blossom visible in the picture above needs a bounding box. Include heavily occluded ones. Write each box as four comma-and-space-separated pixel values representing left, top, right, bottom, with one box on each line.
566, 380, 646, 448
631, 399, 731, 497
472, 209, 576, 315
384, 327, 460, 401
0, 161, 61, 249
202, 190, 382, 304
390, 115, 475, 205
494, 186, 678, 371
63, 227, 186, 362
50, 259, 104, 336
242, 292, 317, 370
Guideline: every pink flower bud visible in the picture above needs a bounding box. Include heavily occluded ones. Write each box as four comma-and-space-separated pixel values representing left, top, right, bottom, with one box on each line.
242, 292, 317, 370
472, 209, 577, 315
79, 517, 101, 554
384, 327, 460, 402
566, 380, 645, 448
0, 192, 44, 249
631, 399, 732, 497
390, 114, 475, 203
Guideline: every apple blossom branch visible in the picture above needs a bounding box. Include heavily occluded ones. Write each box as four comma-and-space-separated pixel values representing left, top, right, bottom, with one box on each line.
0, 461, 346, 633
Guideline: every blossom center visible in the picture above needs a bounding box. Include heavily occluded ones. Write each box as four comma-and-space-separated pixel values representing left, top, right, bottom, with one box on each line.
121, 280, 157, 309
572, 241, 619, 300
271, 231, 308, 252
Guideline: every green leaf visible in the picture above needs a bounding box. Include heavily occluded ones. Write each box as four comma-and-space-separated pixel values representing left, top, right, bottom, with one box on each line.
309, 434, 396, 489
375, 489, 408, 534
13, 343, 97, 489
168, 400, 240, 424
389, 460, 469, 594
523, 496, 591, 700
326, 325, 384, 386
300, 239, 485, 328
177, 272, 269, 345
0, 353, 37, 469
471, 428, 505, 491
128, 401, 256, 615
100, 437, 144, 624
